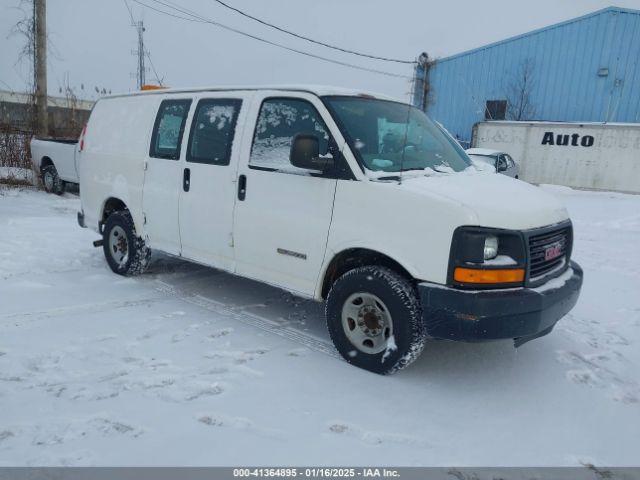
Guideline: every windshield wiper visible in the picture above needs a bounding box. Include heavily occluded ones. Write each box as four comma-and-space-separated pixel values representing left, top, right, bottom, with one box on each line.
372, 175, 401, 181
432, 165, 453, 173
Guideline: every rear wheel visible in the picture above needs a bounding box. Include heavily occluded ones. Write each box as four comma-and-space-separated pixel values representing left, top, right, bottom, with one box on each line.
325, 266, 426, 374
41, 164, 64, 195
102, 211, 150, 275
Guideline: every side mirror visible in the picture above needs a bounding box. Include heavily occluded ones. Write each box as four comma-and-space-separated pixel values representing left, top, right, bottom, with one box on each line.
290, 134, 334, 171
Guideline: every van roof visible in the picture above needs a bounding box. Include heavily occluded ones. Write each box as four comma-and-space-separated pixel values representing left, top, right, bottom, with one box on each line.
104, 84, 401, 102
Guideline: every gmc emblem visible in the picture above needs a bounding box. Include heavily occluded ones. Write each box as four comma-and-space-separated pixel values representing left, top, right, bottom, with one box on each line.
544, 243, 563, 261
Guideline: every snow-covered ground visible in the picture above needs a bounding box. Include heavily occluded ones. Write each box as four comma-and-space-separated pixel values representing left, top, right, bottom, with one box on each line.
0, 167, 35, 186
0, 185, 638, 466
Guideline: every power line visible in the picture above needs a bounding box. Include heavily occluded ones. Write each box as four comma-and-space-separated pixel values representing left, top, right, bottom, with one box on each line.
146, 51, 164, 86
0, 78, 16, 91
130, 0, 413, 79
128, 0, 206, 23
123, 0, 136, 25
209, 0, 415, 64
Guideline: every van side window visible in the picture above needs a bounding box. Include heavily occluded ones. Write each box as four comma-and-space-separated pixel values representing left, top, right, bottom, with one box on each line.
250, 98, 329, 172
150, 99, 192, 160
187, 99, 241, 165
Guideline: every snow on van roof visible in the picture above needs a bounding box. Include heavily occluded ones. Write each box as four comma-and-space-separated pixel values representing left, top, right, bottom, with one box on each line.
104, 84, 401, 102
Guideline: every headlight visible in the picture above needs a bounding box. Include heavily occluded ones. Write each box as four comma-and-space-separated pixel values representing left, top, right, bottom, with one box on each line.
448, 227, 526, 288
484, 236, 498, 260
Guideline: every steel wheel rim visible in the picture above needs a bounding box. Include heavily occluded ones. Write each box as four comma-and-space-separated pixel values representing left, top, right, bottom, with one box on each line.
341, 292, 393, 354
43, 171, 53, 190
108, 225, 129, 266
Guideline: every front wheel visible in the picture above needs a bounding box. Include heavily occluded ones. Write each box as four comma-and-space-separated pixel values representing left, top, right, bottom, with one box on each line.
102, 211, 150, 276
325, 266, 426, 374
41, 164, 64, 194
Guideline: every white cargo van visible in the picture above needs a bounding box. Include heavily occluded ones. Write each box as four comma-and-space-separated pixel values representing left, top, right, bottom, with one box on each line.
78, 86, 583, 374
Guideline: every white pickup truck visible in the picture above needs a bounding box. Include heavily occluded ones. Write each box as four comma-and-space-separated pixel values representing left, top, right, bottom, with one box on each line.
77, 85, 583, 374
30, 137, 80, 194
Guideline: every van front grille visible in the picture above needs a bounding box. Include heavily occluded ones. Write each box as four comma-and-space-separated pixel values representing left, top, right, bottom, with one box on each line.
528, 226, 572, 281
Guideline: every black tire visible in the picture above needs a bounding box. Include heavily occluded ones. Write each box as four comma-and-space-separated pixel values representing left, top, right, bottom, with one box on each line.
325, 266, 426, 374
102, 210, 150, 276
41, 164, 64, 195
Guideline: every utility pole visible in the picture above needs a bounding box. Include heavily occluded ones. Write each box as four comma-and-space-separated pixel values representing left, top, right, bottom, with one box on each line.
125, 1, 161, 90
134, 20, 146, 90
412, 52, 431, 111
34, 0, 48, 136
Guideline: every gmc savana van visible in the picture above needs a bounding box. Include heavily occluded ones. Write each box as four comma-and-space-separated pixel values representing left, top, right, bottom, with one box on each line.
77, 85, 583, 374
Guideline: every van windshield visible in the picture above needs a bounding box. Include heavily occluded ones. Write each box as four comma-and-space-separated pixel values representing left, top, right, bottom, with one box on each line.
323, 96, 470, 173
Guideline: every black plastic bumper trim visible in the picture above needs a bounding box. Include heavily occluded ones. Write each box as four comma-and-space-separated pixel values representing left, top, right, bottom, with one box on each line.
418, 261, 583, 342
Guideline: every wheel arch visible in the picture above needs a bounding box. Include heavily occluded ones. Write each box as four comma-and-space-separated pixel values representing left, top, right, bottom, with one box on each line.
40, 156, 54, 171
318, 247, 416, 300
100, 195, 147, 237
99, 196, 131, 233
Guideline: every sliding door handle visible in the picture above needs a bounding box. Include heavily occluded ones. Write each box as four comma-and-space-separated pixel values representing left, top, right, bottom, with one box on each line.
238, 174, 247, 201
183, 167, 190, 192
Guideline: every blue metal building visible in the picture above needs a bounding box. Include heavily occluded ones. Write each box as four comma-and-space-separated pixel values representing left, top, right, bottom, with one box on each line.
413, 7, 640, 146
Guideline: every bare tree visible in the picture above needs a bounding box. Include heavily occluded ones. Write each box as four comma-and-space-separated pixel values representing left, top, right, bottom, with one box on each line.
1, 2, 35, 185
507, 58, 536, 121
58, 73, 81, 137
9, 1, 36, 119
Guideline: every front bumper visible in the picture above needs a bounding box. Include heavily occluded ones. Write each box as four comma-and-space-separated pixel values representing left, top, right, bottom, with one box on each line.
418, 261, 583, 345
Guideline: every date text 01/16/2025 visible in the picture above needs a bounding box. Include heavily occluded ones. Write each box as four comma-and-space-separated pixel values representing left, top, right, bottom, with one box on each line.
232, 468, 400, 478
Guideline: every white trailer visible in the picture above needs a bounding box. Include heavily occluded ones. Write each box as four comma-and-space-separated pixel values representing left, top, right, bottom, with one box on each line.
471, 121, 640, 193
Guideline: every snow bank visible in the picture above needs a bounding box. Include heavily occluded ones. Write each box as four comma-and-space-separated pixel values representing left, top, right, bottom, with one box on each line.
0, 167, 36, 186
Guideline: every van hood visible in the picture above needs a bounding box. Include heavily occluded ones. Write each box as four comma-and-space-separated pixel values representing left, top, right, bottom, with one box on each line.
399, 173, 569, 230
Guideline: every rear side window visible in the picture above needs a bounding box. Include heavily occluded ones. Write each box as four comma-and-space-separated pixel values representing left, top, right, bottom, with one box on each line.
187, 99, 242, 165
150, 99, 192, 160
250, 98, 329, 172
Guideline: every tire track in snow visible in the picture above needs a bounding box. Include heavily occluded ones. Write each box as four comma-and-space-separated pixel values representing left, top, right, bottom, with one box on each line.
0, 296, 169, 322
152, 280, 339, 359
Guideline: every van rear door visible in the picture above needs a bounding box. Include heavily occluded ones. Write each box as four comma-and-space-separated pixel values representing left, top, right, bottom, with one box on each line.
142, 98, 192, 255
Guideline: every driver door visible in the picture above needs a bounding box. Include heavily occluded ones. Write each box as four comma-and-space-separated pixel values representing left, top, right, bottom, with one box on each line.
233, 93, 338, 296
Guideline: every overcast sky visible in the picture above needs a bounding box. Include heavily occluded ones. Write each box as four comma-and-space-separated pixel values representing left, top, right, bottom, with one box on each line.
1, 0, 639, 101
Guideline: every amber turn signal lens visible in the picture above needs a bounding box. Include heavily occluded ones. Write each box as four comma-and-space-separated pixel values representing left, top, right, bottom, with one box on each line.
454, 267, 525, 284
